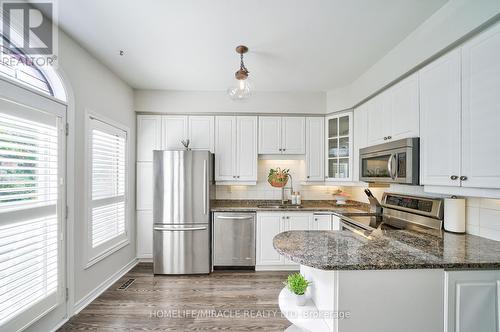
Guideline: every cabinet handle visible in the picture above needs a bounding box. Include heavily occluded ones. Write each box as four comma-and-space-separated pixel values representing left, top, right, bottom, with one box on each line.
279, 148, 282, 151
283, 148, 286, 152
287, 216, 290, 219
460, 176, 468, 181
307, 176, 310, 179
387, 136, 392, 139
383, 137, 388, 140
450, 175, 458, 180
237, 176, 240, 178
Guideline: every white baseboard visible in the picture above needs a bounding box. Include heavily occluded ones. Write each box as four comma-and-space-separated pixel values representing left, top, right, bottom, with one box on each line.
49, 317, 69, 332
73, 258, 138, 315
138, 257, 153, 263
256, 265, 300, 271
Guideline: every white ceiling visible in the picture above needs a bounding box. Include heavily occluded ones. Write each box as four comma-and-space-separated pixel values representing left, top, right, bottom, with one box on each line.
53, 0, 447, 92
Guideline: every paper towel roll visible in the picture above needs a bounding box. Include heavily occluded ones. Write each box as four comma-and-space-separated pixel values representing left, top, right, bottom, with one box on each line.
444, 197, 466, 233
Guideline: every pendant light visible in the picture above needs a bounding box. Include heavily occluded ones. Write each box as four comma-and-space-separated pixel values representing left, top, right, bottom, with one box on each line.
227, 45, 252, 100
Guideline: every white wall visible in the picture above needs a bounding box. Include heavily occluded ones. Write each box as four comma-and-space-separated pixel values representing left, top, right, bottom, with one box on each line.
57, 31, 136, 308
134, 90, 326, 114
327, 0, 500, 112
216, 159, 340, 200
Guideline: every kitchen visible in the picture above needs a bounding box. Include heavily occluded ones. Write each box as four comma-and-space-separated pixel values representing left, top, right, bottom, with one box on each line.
1, 1, 500, 332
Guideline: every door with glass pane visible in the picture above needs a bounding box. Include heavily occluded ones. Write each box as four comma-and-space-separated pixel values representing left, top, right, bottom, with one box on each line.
325, 112, 352, 181
0, 81, 66, 332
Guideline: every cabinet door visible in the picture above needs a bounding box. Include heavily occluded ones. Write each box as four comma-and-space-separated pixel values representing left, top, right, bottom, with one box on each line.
214, 116, 236, 181
256, 213, 285, 266
236, 116, 258, 181
188, 116, 214, 152
311, 214, 332, 230
305, 117, 325, 181
162, 115, 188, 150
366, 94, 391, 145
461, 23, 500, 189
445, 270, 500, 332
283, 213, 313, 265
326, 112, 353, 181
390, 73, 420, 140
136, 162, 153, 210
420, 50, 461, 187
353, 105, 368, 182
137, 210, 153, 258
258, 116, 282, 154
282, 117, 305, 154
137, 115, 162, 162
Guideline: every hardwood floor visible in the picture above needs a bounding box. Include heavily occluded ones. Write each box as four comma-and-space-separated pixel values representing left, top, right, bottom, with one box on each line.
59, 263, 292, 331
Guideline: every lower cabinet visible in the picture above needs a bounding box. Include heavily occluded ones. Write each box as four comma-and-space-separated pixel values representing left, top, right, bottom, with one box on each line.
445, 270, 500, 332
137, 210, 153, 259
256, 212, 335, 270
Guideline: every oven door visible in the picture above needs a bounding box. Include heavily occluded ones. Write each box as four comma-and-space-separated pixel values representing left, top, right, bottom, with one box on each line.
360, 147, 415, 184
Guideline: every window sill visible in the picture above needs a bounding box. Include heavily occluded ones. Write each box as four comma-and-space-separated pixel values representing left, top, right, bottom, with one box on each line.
84, 238, 130, 270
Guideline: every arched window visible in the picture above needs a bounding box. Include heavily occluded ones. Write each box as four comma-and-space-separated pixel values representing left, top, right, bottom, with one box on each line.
0, 37, 67, 102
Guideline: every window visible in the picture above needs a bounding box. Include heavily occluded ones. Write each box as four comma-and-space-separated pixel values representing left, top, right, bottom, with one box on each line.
86, 113, 129, 266
0, 92, 65, 330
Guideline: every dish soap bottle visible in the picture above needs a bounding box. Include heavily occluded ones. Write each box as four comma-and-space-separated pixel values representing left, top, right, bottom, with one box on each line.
291, 192, 297, 205
296, 192, 302, 205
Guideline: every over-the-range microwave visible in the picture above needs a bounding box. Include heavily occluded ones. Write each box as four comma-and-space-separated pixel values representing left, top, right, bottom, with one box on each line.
359, 138, 419, 185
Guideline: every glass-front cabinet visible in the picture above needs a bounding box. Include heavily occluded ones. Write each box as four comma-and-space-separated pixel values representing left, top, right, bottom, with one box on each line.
325, 112, 353, 181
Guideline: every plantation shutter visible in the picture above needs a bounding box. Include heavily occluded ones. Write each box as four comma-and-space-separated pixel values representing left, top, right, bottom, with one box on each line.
88, 116, 127, 260
0, 100, 64, 330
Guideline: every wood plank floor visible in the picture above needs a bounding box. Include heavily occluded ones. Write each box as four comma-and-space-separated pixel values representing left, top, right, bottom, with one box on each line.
59, 263, 292, 331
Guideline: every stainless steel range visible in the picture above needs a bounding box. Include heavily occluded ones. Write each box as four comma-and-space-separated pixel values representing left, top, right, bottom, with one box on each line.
339, 190, 444, 236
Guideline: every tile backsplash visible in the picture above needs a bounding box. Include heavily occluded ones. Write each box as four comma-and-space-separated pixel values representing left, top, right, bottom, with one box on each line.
215, 159, 341, 200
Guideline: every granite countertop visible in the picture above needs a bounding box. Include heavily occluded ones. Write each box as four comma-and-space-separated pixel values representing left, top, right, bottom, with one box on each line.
211, 199, 368, 213
273, 228, 500, 271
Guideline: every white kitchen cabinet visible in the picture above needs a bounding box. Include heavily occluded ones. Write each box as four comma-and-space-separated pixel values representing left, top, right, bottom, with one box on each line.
461, 23, 500, 189
214, 116, 257, 183
188, 116, 214, 152
256, 212, 316, 270
325, 112, 353, 181
136, 162, 153, 210
311, 214, 332, 230
332, 215, 340, 230
236, 116, 258, 181
137, 210, 153, 259
445, 270, 500, 332
353, 104, 368, 182
258, 116, 282, 154
258, 116, 305, 154
366, 73, 419, 146
420, 49, 462, 187
256, 213, 285, 266
305, 117, 325, 181
162, 115, 188, 150
137, 115, 162, 162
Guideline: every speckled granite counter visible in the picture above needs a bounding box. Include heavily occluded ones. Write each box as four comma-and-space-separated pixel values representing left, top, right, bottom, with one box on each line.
211, 199, 367, 213
273, 228, 500, 270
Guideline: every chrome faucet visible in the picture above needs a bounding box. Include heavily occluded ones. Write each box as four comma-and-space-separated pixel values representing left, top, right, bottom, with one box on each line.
364, 189, 382, 215
281, 174, 294, 205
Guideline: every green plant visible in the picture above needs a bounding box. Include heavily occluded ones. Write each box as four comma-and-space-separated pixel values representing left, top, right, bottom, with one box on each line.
267, 167, 290, 187
283, 273, 311, 295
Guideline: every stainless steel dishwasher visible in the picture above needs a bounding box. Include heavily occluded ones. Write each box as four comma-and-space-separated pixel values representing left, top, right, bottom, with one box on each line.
212, 212, 256, 268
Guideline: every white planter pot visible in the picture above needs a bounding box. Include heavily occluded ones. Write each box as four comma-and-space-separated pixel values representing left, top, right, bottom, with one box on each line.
294, 293, 307, 306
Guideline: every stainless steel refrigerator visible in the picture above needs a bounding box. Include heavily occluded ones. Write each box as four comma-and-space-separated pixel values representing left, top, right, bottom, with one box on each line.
153, 150, 213, 274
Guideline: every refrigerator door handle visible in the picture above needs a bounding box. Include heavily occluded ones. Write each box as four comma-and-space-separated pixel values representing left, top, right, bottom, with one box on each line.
154, 226, 208, 231
203, 159, 208, 215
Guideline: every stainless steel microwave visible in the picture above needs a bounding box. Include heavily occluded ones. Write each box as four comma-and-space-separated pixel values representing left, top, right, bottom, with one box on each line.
359, 138, 419, 185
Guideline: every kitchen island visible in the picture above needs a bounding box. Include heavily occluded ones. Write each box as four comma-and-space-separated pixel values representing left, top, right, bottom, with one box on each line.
273, 228, 500, 332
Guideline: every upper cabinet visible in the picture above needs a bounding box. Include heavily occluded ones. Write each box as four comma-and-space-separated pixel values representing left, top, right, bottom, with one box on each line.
137, 115, 162, 162
352, 104, 368, 182
258, 116, 305, 154
420, 49, 461, 187
366, 73, 419, 146
420, 22, 500, 191
461, 23, 500, 189
215, 116, 257, 183
188, 116, 214, 152
162, 115, 188, 150
325, 112, 352, 181
305, 117, 325, 181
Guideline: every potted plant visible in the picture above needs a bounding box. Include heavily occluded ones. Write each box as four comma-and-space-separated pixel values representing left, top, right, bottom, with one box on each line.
283, 272, 311, 306
268, 167, 290, 188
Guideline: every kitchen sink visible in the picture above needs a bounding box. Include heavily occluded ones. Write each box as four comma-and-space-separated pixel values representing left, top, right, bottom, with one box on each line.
257, 204, 303, 209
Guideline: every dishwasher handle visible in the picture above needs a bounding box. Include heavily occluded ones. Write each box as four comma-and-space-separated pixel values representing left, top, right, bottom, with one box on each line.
215, 215, 254, 220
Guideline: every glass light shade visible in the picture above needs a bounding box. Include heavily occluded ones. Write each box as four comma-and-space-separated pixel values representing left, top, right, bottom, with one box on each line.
227, 79, 252, 100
